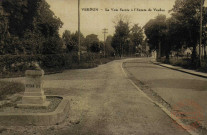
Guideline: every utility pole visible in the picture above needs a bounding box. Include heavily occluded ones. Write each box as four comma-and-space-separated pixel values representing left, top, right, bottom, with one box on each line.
102, 28, 108, 57
158, 41, 161, 59
78, 0, 81, 62
199, 0, 203, 66
157, 13, 161, 61
205, 24, 207, 58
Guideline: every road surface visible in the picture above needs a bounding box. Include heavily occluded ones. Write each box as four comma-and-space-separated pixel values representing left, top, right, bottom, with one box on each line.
1, 58, 189, 135
124, 58, 207, 129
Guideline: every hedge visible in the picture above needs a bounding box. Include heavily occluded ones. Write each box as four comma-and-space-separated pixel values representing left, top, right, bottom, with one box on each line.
0, 53, 104, 76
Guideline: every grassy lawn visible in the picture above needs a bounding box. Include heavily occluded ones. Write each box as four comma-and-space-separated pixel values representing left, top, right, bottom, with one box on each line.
0, 81, 24, 100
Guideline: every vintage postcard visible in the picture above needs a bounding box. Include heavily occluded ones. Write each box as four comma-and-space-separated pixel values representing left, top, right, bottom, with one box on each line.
0, 0, 207, 134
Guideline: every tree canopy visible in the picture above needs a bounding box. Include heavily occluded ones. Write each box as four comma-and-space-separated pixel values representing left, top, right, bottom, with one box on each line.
130, 24, 144, 54
62, 30, 85, 52
82, 34, 100, 53
144, 14, 167, 57
112, 19, 130, 57
0, 0, 63, 55
144, 0, 207, 63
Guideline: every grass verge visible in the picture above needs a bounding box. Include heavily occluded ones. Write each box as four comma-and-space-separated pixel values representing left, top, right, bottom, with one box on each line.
0, 81, 24, 100
159, 57, 207, 73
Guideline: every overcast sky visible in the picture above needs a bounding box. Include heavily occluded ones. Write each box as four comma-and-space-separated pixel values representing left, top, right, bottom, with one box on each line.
46, 0, 207, 41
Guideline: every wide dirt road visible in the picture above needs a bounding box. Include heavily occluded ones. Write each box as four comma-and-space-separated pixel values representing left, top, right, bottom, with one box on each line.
1, 58, 188, 135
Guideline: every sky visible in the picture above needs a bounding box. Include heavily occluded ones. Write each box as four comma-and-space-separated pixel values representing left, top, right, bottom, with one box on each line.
46, 0, 207, 41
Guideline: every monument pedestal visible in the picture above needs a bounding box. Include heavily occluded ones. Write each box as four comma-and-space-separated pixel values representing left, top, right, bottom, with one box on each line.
18, 70, 50, 108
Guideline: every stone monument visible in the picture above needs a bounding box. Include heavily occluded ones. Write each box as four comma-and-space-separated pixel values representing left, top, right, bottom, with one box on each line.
18, 62, 50, 108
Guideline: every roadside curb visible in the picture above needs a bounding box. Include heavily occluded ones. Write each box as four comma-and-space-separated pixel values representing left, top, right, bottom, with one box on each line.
151, 61, 207, 79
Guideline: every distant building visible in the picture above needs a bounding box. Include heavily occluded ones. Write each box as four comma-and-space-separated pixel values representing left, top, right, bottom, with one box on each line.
170, 45, 207, 58
151, 50, 157, 59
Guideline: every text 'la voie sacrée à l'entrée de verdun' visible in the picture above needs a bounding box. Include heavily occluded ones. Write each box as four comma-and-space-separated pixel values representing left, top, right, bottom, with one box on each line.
81, 8, 165, 12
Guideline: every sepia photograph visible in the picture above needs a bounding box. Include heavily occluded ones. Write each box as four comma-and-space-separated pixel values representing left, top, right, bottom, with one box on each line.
0, 0, 207, 134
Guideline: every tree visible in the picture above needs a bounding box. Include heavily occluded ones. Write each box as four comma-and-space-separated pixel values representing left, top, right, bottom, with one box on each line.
105, 35, 115, 56
42, 36, 63, 54
203, 23, 207, 58
89, 41, 101, 53
35, 0, 63, 38
35, 0, 63, 54
62, 30, 74, 52
1, 0, 63, 55
84, 34, 99, 52
130, 24, 144, 54
202, 6, 207, 58
62, 30, 85, 53
69, 31, 85, 52
2, 0, 40, 37
170, 0, 207, 65
144, 15, 167, 59
62, 30, 85, 52
0, 9, 9, 55
112, 19, 130, 57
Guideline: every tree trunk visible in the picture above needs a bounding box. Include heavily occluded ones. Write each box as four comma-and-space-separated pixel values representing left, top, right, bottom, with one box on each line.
165, 45, 170, 63
204, 44, 206, 59
165, 53, 170, 63
156, 49, 159, 61
191, 44, 197, 68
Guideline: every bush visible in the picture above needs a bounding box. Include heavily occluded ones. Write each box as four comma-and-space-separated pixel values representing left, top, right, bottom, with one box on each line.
0, 55, 39, 73
0, 54, 65, 75
160, 57, 207, 72
42, 37, 63, 55
41, 54, 65, 69
198, 59, 207, 72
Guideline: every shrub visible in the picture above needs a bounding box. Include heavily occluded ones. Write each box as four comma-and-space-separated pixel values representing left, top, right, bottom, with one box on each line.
41, 54, 65, 70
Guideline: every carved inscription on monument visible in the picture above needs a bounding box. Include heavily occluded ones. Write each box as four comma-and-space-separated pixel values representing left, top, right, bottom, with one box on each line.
25, 84, 41, 88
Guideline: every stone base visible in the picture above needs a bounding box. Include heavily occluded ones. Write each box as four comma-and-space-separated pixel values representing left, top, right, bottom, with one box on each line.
21, 95, 46, 104
0, 96, 70, 126
17, 101, 50, 109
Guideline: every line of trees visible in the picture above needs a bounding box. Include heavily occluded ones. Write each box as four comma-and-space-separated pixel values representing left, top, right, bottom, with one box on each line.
111, 15, 146, 57
62, 30, 115, 56
0, 0, 116, 72
61, 15, 146, 58
0, 0, 113, 74
0, 0, 146, 60
144, 0, 207, 67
